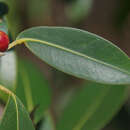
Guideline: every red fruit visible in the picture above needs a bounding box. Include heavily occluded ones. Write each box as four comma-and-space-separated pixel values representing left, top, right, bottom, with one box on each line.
0, 31, 9, 52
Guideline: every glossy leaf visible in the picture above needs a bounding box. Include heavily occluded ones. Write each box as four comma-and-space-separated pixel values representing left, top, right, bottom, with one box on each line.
0, 85, 35, 130
10, 27, 130, 85
15, 59, 51, 123
56, 82, 127, 130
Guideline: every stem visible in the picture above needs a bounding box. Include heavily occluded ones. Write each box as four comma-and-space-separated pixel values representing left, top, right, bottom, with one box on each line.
8, 39, 26, 50
8, 38, 51, 50
0, 85, 12, 95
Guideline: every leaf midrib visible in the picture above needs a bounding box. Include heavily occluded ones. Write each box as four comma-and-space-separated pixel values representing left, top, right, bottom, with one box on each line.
13, 95, 19, 130
9, 38, 130, 78
0, 85, 19, 130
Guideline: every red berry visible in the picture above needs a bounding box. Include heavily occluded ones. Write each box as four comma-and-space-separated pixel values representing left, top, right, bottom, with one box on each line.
0, 31, 9, 52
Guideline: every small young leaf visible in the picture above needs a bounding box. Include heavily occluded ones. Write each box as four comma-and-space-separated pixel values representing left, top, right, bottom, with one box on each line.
11, 27, 130, 85
0, 85, 35, 130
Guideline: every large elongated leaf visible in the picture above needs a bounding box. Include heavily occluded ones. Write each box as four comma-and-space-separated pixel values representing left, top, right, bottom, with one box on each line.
9, 27, 130, 85
56, 83, 127, 130
15, 59, 51, 123
0, 85, 35, 130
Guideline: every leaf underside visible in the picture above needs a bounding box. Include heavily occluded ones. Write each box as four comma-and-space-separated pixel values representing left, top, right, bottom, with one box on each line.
15, 26, 130, 85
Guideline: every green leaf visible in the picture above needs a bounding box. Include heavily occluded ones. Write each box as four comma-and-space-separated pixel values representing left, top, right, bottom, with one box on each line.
0, 85, 35, 130
10, 26, 130, 85
15, 59, 51, 123
56, 82, 127, 130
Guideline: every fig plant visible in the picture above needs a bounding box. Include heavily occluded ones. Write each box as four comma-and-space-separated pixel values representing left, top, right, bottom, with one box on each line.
0, 1, 129, 130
